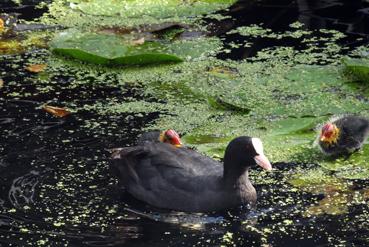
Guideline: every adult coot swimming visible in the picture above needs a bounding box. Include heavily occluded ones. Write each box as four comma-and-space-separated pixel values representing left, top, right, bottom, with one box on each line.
317, 115, 369, 156
110, 136, 272, 212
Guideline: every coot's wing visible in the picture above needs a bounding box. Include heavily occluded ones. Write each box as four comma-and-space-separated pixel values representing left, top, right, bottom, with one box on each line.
110, 143, 223, 210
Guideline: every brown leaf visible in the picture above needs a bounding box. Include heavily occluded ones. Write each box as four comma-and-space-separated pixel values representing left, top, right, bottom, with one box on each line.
26, 64, 47, 73
43, 105, 71, 118
131, 37, 145, 46
0, 79, 3, 88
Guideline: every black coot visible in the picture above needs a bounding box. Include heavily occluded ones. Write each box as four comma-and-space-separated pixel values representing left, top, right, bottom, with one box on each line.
318, 115, 369, 156
110, 136, 272, 212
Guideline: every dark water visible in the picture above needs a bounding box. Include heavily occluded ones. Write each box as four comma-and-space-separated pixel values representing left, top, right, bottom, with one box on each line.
1, 1, 369, 246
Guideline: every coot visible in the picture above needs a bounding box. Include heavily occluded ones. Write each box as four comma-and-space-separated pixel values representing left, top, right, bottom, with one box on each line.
317, 115, 369, 156
110, 136, 272, 212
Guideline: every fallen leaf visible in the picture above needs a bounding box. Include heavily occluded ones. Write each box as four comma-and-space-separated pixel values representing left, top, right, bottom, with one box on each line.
131, 37, 145, 46
26, 64, 47, 73
0, 79, 3, 88
43, 105, 71, 118
0, 18, 4, 33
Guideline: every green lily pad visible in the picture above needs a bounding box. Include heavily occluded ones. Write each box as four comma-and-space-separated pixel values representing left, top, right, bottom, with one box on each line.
69, 0, 237, 19
50, 30, 184, 65
343, 57, 369, 83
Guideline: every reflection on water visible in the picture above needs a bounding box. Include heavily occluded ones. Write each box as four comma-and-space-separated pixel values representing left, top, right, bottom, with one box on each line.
9, 170, 50, 208
0, 0, 369, 246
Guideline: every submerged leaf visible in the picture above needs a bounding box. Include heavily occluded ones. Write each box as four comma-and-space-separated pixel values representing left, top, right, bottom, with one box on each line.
343, 57, 369, 83
43, 105, 71, 118
26, 64, 47, 73
304, 193, 350, 216
207, 66, 238, 78
289, 168, 348, 193
207, 96, 250, 113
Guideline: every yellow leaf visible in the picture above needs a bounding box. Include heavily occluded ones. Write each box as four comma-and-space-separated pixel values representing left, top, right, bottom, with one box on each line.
26, 64, 47, 73
0, 79, 3, 88
0, 18, 4, 33
43, 105, 71, 118
0, 40, 23, 54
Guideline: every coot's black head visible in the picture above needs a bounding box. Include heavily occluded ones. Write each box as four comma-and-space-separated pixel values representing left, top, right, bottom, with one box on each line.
224, 136, 272, 171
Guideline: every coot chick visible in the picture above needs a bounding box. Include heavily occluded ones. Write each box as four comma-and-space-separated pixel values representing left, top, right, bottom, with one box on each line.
317, 115, 369, 156
137, 129, 182, 147
110, 136, 272, 212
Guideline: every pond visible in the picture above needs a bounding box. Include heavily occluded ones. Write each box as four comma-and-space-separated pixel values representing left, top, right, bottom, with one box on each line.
0, 0, 369, 246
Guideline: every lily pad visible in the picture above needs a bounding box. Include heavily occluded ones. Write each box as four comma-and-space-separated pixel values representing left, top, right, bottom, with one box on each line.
69, 0, 237, 19
50, 30, 184, 65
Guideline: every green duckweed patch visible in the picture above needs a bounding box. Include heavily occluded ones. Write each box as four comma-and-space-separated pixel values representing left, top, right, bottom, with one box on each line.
343, 57, 369, 83
2, 2, 369, 242
40, 0, 237, 28
25, 40, 369, 179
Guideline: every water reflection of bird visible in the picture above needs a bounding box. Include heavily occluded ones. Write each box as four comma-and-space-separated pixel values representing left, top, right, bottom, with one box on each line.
110, 136, 272, 212
317, 115, 369, 157
136, 129, 182, 147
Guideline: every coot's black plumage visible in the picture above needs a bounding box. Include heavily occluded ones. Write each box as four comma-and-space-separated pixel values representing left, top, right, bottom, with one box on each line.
318, 115, 369, 156
136, 131, 161, 145
110, 136, 272, 212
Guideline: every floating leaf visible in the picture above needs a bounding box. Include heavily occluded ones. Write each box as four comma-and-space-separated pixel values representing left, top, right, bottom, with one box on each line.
26, 64, 47, 73
50, 30, 184, 65
0, 79, 3, 88
43, 105, 71, 118
343, 57, 369, 83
